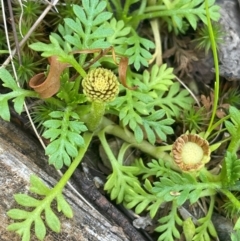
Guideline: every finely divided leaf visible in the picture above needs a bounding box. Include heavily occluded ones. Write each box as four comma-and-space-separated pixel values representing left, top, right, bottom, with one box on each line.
154, 82, 193, 117
125, 34, 155, 70
29, 175, 51, 196
14, 194, 41, 207
7, 209, 31, 220
43, 109, 87, 169
56, 193, 73, 218
222, 152, 240, 186
34, 216, 46, 241
0, 69, 37, 121
45, 206, 61, 233
0, 68, 18, 90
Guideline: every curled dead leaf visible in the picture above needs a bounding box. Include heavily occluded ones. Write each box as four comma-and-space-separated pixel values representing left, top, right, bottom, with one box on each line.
118, 57, 138, 90
29, 56, 68, 98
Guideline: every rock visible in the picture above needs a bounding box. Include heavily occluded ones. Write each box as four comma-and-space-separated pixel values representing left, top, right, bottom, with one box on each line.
217, 0, 240, 80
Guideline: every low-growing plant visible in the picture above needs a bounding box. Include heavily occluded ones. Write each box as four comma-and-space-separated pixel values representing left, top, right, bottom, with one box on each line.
1, 0, 240, 241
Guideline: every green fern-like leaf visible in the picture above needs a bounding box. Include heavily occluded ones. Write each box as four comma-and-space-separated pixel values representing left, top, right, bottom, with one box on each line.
152, 165, 219, 206
7, 175, 73, 241
155, 201, 182, 241
221, 152, 240, 186
137, 0, 220, 34
29, 1, 114, 74
29, 175, 51, 196
42, 109, 87, 169
193, 215, 217, 241
64, 2, 113, 50
0, 68, 38, 121
56, 72, 87, 104
125, 32, 155, 70
143, 64, 175, 91
225, 106, 240, 153
151, 82, 194, 117
110, 66, 176, 143
107, 18, 131, 55
142, 110, 174, 144
104, 163, 141, 204
137, 158, 174, 179
124, 178, 164, 218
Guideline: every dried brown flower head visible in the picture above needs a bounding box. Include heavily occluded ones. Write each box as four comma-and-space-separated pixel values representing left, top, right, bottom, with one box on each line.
172, 134, 210, 171
82, 68, 119, 103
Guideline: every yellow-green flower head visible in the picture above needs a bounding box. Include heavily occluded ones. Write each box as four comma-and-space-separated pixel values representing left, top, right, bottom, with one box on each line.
82, 68, 119, 103
172, 134, 210, 171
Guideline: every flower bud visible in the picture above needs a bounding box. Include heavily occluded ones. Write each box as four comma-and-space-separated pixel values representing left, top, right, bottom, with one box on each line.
82, 68, 119, 103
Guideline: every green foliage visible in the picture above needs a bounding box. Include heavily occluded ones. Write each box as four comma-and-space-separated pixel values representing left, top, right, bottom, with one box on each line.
124, 178, 164, 218
143, 64, 175, 91
225, 106, 240, 152
224, 88, 240, 108
231, 230, 240, 241
2, 0, 226, 240
152, 166, 218, 206
183, 218, 196, 241
193, 23, 224, 54
56, 72, 87, 105
225, 106, 240, 136
0, 68, 38, 121
10, 54, 43, 84
150, 82, 194, 117
221, 152, 240, 186
29, 1, 114, 70
64, 3, 113, 49
104, 161, 141, 204
132, 0, 220, 34
125, 32, 155, 70
106, 18, 131, 55
42, 109, 87, 169
110, 64, 178, 143
103, 155, 164, 218
155, 201, 182, 241
192, 215, 217, 241
7, 175, 73, 241
134, 158, 173, 179
182, 107, 207, 132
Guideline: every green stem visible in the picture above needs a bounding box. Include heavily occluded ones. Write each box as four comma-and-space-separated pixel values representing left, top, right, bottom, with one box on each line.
206, 195, 215, 219
205, 115, 230, 139
100, 117, 176, 166
50, 132, 93, 197
204, 0, 220, 139
68, 57, 87, 78
97, 129, 119, 169
148, 0, 162, 66
85, 101, 106, 131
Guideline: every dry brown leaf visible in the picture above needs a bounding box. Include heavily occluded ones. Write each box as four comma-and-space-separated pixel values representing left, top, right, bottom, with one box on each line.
29, 56, 68, 98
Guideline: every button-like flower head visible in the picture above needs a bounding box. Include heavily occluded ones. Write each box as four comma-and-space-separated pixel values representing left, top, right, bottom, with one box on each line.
82, 68, 119, 103
172, 134, 210, 171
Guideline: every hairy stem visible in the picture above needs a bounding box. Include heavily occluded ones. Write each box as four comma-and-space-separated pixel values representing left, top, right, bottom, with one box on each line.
100, 117, 176, 166
85, 102, 106, 131
51, 132, 93, 193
